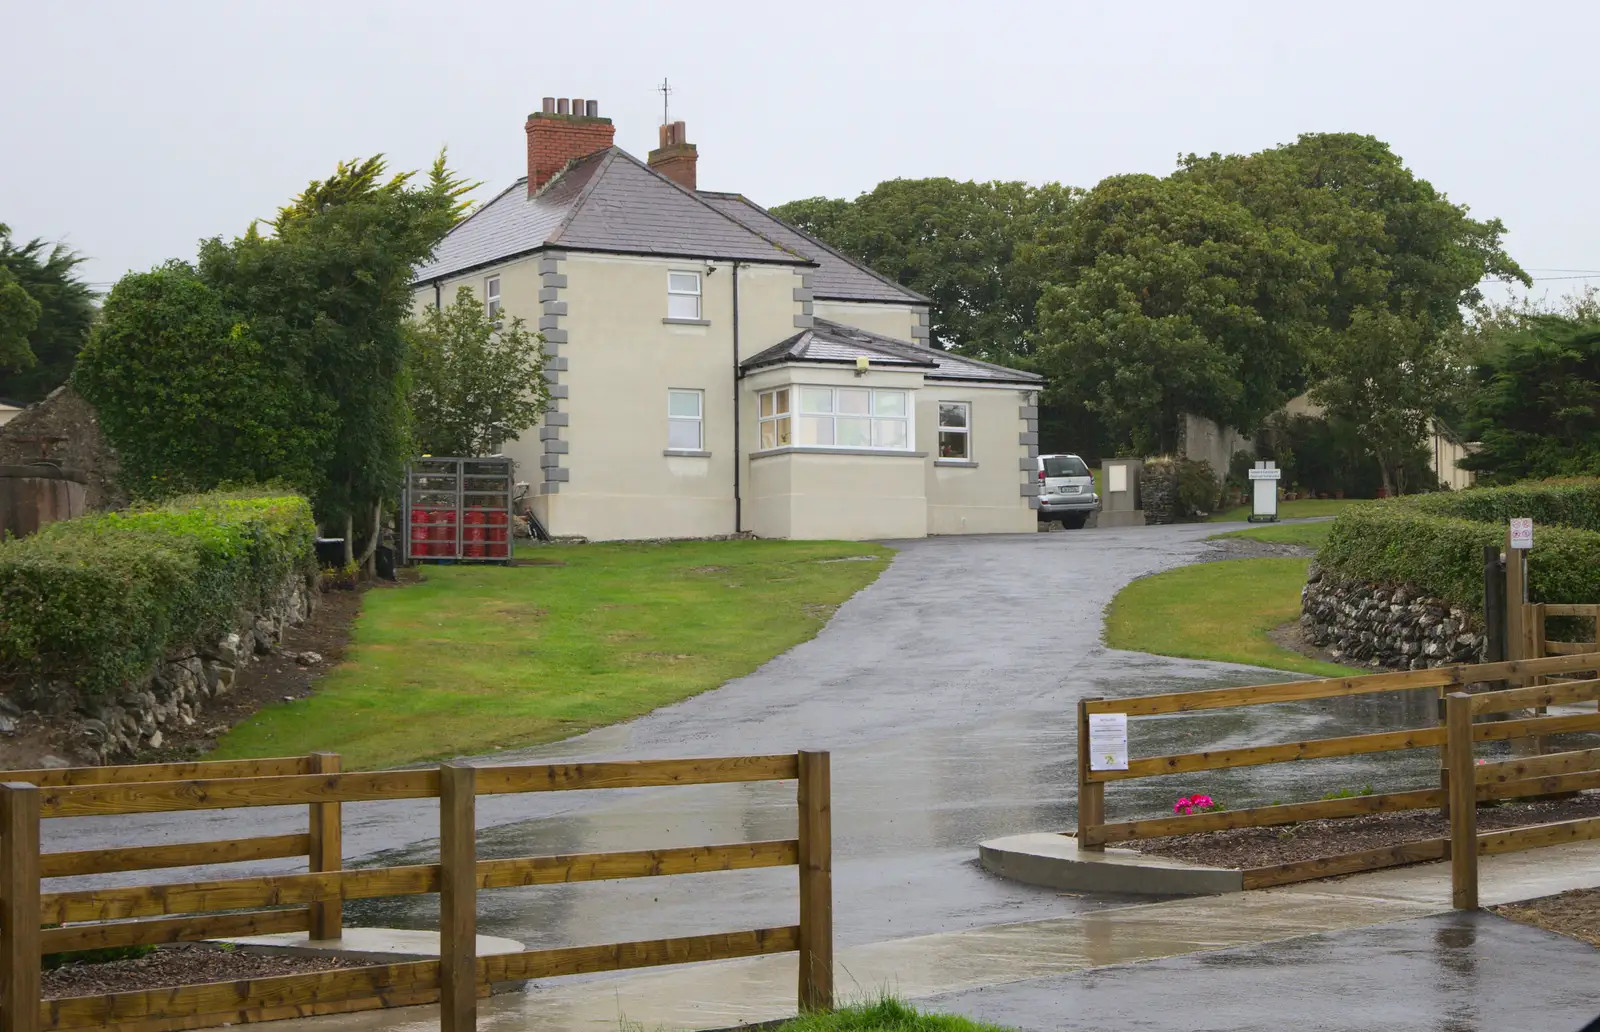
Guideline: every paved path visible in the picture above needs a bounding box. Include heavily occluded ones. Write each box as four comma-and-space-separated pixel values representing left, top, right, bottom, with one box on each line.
258, 839, 1600, 1032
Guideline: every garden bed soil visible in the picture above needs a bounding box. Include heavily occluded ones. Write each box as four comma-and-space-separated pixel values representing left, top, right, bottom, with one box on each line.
42, 943, 355, 999
1492, 888, 1600, 948
1136, 793, 1600, 870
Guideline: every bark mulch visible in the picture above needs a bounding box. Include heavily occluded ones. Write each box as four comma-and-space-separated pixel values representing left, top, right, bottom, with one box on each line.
1136, 793, 1600, 870
1492, 888, 1600, 948
42, 943, 356, 999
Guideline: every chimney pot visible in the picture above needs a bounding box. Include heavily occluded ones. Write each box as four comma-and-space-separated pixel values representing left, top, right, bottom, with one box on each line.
647, 118, 698, 191
526, 96, 616, 194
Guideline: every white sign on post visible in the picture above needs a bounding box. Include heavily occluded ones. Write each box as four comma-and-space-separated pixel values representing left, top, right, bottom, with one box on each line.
1248, 461, 1281, 522
1087, 713, 1129, 771
1510, 517, 1533, 551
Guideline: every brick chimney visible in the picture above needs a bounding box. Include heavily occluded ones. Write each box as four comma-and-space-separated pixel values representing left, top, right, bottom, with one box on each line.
526, 97, 615, 195
647, 120, 698, 191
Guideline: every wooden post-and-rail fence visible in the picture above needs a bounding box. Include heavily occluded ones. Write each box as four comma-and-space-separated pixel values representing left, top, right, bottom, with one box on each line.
0, 750, 834, 1032
1074, 651, 1600, 904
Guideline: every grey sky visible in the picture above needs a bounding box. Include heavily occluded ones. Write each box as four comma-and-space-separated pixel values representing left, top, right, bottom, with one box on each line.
5, 1, 1597, 303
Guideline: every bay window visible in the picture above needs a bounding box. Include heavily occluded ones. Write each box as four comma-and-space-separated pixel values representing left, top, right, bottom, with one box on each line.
759, 386, 911, 451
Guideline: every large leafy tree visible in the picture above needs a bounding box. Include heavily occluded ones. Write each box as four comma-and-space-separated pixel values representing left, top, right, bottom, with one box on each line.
1031, 173, 1330, 453
407, 287, 551, 456
772, 179, 1079, 364
197, 154, 474, 559
0, 224, 97, 401
79, 153, 474, 565
74, 265, 330, 497
1178, 134, 1527, 490
1460, 314, 1600, 483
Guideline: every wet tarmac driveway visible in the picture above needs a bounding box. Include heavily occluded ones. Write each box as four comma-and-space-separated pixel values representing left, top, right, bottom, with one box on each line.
42, 523, 1471, 952
927, 911, 1600, 1031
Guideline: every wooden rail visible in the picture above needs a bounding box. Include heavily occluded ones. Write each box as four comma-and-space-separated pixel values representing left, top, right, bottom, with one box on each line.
3, 750, 833, 1032
1074, 648, 1600, 906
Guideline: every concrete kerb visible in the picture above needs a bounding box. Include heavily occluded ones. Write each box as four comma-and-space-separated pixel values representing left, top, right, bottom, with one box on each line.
979, 833, 1243, 896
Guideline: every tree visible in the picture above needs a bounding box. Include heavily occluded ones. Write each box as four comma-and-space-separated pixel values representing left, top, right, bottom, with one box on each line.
73, 264, 331, 497
1031, 174, 1331, 453
0, 267, 40, 372
772, 179, 1079, 364
0, 224, 97, 401
197, 153, 475, 563
407, 287, 550, 456
1459, 314, 1600, 483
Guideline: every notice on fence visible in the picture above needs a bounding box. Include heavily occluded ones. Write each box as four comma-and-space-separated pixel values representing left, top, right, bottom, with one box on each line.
1510, 517, 1533, 550
1088, 713, 1129, 771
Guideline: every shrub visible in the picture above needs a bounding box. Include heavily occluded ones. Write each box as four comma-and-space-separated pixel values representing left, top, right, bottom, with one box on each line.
0, 491, 315, 696
1175, 458, 1220, 516
1318, 480, 1600, 610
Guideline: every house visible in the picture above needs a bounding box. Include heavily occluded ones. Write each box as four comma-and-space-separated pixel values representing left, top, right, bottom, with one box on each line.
411, 96, 1043, 541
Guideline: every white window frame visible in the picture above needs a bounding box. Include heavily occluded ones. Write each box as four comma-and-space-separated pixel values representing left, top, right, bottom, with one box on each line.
757, 387, 792, 450
485, 275, 502, 322
666, 389, 704, 452
760, 385, 912, 452
937, 401, 971, 460
667, 270, 702, 321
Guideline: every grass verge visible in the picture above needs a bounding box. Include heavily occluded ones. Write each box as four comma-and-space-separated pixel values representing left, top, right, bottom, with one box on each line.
214, 539, 891, 769
768, 998, 1008, 1032
1208, 498, 1369, 523
1209, 521, 1333, 548
1104, 557, 1361, 677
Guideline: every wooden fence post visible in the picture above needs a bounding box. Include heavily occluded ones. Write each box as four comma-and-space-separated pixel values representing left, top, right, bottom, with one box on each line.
307, 752, 342, 941
1076, 698, 1105, 850
796, 750, 833, 1014
1446, 693, 1478, 910
438, 764, 477, 1032
1, 782, 41, 1032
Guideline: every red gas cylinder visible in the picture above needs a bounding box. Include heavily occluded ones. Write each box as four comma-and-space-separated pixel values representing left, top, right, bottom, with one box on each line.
432, 508, 457, 559
464, 508, 486, 558
409, 508, 430, 558
486, 510, 509, 558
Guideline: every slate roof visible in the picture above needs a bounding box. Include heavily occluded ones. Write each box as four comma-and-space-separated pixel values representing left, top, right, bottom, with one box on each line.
744, 318, 1041, 384
696, 192, 929, 305
414, 149, 809, 282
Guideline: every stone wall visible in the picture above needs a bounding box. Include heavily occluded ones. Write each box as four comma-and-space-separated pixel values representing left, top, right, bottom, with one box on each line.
1140, 463, 1179, 525
0, 385, 125, 510
1301, 564, 1485, 670
8, 572, 316, 763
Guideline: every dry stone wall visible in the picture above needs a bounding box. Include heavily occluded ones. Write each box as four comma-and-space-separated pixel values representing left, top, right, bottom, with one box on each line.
1300, 563, 1485, 670
8, 572, 315, 763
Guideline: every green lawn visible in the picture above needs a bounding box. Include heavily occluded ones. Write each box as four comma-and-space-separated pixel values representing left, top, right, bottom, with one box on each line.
769, 999, 1008, 1032
1209, 520, 1334, 548
1208, 498, 1370, 523
215, 540, 891, 769
1105, 557, 1361, 677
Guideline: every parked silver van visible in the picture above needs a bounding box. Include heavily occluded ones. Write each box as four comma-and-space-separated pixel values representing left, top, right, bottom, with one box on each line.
1036, 453, 1098, 528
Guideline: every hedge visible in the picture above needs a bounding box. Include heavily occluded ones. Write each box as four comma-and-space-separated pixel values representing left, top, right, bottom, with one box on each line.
1319, 479, 1600, 611
0, 491, 316, 696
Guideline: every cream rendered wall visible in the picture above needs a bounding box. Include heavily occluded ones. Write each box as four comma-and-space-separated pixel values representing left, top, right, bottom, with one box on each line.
741, 364, 928, 540
812, 300, 919, 343
547, 254, 805, 541
411, 255, 548, 517
921, 383, 1035, 535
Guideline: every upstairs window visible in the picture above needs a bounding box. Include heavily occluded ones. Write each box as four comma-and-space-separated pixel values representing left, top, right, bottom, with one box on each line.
667, 271, 702, 320
485, 276, 502, 322
667, 389, 704, 451
758, 388, 792, 449
938, 402, 970, 459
